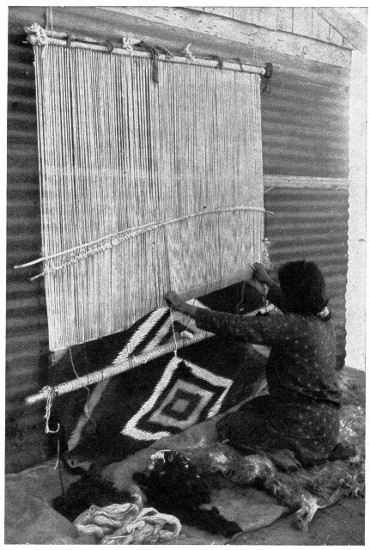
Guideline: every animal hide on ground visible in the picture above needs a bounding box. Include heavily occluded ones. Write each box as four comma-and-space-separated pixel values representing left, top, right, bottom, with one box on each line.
52, 471, 134, 523
134, 444, 364, 533
49, 283, 269, 471
133, 449, 242, 538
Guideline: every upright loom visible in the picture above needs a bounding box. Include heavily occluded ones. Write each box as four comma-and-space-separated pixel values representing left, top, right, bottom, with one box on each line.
20, 25, 267, 402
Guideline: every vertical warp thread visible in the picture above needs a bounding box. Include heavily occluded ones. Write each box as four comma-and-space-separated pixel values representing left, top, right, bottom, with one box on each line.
34, 43, 264, 350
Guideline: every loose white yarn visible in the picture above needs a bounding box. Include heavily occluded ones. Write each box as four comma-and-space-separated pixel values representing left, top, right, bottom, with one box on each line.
73, 502, 181, 544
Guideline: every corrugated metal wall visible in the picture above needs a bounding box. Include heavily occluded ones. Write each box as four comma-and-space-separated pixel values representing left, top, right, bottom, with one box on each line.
261, 64, 350, 177
264, 187, 349, 366
261, 59, 350, 366
6, 7, 350, 471
6, 24, 50, 471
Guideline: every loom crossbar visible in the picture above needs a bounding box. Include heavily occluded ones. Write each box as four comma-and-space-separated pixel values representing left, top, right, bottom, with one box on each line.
25, 329, 213, 405
25, 302, 274, 406
25, 25, 266, 75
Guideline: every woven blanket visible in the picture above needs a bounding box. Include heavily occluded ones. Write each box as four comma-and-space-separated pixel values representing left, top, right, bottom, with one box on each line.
50, 283, 269, 471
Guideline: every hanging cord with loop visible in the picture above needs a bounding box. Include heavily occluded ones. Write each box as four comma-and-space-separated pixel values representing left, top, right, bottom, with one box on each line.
235, 57, 244, 72
135, 42, 159, 83
169, 307, 178, 357
43, 386, 60, 434
261, 62, 273, 93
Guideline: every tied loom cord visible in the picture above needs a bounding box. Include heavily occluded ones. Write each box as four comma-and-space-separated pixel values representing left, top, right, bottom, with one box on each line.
27, 35, 265, 351
73, 502, 181, 544
169, 307, 178, 357
25, 25, 266, 74
134, 41, 174, 83
43, 386, 60, 434
261, 62, 273, 93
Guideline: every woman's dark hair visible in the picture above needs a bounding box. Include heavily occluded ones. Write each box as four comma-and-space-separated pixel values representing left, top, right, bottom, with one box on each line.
278, 260, 328, 316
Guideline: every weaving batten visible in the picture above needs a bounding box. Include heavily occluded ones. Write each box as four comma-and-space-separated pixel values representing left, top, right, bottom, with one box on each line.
29, 29, 265, 350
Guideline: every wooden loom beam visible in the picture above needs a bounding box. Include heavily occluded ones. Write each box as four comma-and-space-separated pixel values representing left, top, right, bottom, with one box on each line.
26, 329, 213, 405
26, 300, 274, 406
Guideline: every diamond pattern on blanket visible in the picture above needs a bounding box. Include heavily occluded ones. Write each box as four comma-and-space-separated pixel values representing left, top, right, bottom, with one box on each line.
122, 358, 232, 440
50, 283, 269, 470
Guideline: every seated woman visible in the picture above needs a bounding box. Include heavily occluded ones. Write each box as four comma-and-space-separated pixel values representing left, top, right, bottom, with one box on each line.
166, 260, 342, 468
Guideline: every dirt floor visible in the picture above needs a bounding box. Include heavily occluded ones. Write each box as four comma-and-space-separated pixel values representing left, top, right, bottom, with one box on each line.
173, 495, 365, 545
231, 497, 365, 545
4, 366, 366, 545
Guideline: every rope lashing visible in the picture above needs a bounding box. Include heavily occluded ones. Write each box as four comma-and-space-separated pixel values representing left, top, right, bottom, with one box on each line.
261, 62, 273, 93
135, 41, 161, 83
134, 41, 174, 82
155, 45, 173, 60
43, 386, 60, 434
184, 43, 195, 63
25, 23, 48, 46
104, 39, 114, 54
73, 502, 181, 544
24, 26, 266, 75
208, 54, 224, 70
122, 36, 135, 53
66, 34, 74, 48
235, 57, 244, 71
66, 35, 114, 53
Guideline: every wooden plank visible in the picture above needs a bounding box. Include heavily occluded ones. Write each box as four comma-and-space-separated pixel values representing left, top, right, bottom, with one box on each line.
233, 7, 259, 25
276, 8, 293, 33
235, 7, 292, 33
329, 26, 345, 47
312, 9, 331, 43
97, 7, 352, 67
203, 7, 234, 19
9, 6, 352, 68
315, 7, 367, 52
190, 6, 340, 46
252, 7, 280, 30
263, 175, 349, 189
293, 7, 313, 37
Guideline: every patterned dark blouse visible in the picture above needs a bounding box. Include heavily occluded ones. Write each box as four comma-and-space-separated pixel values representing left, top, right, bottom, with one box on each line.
194, 284, 341, 465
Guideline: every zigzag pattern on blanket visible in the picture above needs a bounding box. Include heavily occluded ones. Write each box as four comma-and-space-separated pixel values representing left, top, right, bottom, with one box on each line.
48, 283, 268, 471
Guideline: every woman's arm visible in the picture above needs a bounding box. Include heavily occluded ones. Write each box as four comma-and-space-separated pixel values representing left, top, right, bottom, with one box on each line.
165, 291, 198, 317
165, 291, 287, 346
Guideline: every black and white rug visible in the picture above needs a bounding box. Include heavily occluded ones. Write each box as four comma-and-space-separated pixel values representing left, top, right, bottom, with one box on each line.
49, 282, 269, 470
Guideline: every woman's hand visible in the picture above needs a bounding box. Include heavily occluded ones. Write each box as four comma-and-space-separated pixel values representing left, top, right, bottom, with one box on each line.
252, 262, 273, 286
165, 291, 187, 312
165, 291, 198, 317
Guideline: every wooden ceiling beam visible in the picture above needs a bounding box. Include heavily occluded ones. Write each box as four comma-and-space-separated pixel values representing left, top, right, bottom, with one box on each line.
315, 8, 367, 52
